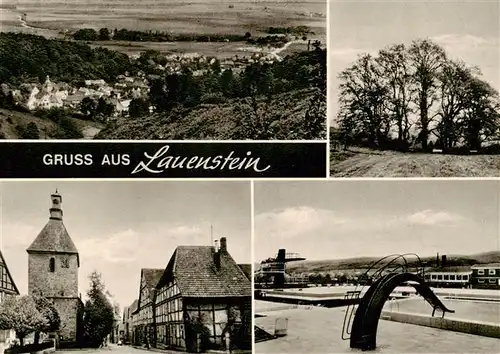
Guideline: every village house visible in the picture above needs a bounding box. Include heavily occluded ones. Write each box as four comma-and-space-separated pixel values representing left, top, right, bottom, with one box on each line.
153, 237, 251, 352
125, 299, 139, 344
0, 250, 20, 348
22, 76, 69, 110
132, 269, 164, 346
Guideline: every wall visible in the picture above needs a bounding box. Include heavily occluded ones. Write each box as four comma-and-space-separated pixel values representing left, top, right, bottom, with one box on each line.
28, 253, 78, 297
381, 311, 500, 339
53, 298, 80, 342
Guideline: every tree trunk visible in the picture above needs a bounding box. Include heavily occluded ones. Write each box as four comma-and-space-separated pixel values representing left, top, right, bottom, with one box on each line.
34, 332, 40, 345
420, 93, 429, 150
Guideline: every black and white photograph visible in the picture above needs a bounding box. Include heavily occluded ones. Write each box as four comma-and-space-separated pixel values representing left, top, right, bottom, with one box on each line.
0, 181, 252, 353
254, 180, 500, 353
0, 0, 326, 140
329, 0, 500, 177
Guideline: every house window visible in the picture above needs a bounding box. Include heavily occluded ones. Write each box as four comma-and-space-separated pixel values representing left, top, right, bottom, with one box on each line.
478, 269, 485, 275
488, 269, 496, 275
443, 275, 449, 280
437, 275, 443, 280
478, 279, 485, 284
449, 275, 455, 281
489, 279, 496, 284
49, 257, 55, 272
431, 274, 437, 280
463, 275, 468, 280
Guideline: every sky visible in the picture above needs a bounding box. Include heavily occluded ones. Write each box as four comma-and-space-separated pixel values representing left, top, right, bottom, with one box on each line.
254, 180, 500, 262
328, 0, 500, 123
0, 181, 251, 312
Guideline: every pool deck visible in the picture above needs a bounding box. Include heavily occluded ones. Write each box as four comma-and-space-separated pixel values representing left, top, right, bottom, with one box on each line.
255, 303, 500, 353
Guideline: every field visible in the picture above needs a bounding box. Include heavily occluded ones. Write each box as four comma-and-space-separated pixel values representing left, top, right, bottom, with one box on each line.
1, 1, 325, 59
330, 148, 500, 177
0, 1, 326, 36
88, 38, 310, 59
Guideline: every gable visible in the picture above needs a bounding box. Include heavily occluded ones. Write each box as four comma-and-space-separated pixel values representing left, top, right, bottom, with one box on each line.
0, 251, 20, 295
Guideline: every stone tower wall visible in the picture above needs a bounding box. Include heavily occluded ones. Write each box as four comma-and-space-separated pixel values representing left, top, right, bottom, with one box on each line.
28, 253, 78, 297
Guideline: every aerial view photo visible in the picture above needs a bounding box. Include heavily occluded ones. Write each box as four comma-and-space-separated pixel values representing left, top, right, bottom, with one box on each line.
254, 180, 500, 353
0, 0, 326, 140
329, 0, 500, 177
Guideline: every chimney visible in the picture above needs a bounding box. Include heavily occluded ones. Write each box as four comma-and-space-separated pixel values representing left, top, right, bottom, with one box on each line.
214, 239, 221, 269
220, 237, 227, 253
441, 255, 447, 268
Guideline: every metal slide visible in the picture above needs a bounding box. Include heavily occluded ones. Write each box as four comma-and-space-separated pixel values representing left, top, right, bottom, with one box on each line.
349, 272, 454, 350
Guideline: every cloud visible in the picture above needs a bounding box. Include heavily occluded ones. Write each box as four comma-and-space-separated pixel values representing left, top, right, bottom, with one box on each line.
406, 209, 463, 226
78, 223, 204, 264
432, 34, 495, 49
79, 229, 140, 263
256, 206, 348, 240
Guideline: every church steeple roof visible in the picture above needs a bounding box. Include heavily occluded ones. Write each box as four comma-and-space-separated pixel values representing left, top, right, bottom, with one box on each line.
27, 191, 79, 262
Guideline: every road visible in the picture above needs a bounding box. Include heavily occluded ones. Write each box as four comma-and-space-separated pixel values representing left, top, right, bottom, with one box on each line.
57, 344, 153, 354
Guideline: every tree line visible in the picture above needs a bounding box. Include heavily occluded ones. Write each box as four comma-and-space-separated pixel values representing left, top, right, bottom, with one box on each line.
0, 33, 133, 85
73, 28, 292, 47
335, 39, 500, 152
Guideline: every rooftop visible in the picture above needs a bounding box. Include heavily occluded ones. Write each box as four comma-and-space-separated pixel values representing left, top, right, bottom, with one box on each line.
158, 244, 251, 298
27, 219, 78, 255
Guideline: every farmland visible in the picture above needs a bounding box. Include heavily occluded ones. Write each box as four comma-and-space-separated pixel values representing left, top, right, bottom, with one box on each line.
0, 0, 326, 43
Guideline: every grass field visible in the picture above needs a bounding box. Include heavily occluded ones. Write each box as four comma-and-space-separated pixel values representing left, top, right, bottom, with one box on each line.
330, 148, 500, 177
1, 1, 326, 35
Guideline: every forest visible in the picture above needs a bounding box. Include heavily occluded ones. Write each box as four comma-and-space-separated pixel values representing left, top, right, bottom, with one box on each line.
0, 33, 133, 85
334, 39, 500, 153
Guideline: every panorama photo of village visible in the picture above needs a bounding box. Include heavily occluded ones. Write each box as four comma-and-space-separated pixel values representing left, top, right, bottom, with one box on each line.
329, 0, 500, 177
253, 180, 500, 353
0, 0, 326, 140
0, 181, 252, 354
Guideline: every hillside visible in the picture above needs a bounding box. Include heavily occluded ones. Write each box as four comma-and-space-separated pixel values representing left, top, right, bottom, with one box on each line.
0, 108, 103, 139
95, 88, 324, 140
286, 251, 500, 273
330, 148, 500, 177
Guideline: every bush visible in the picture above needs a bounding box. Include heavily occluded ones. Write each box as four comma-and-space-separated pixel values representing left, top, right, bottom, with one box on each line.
201, 92, 227, 104
51, 118, 83, 139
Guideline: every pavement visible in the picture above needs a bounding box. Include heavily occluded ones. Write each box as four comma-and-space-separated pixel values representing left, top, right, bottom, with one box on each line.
255, 305, 500, 353
57, 344, 248, 354
56, 344, 178, 354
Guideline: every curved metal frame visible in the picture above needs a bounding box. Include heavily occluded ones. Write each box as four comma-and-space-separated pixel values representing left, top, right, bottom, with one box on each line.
349, 272, 453, 350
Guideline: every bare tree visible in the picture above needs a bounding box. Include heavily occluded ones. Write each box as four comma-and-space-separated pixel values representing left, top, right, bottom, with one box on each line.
376, 44, 414, 149
408, 39, 447, 150
338, 54, 390, 148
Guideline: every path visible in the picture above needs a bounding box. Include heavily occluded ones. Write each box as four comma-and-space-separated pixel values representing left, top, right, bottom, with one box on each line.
269, 40, 302, 60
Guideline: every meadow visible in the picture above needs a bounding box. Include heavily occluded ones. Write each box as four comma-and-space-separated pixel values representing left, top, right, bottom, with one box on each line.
330, 148, 500, 178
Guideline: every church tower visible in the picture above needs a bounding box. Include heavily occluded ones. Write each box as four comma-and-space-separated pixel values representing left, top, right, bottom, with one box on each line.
27, 191, 83, 343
